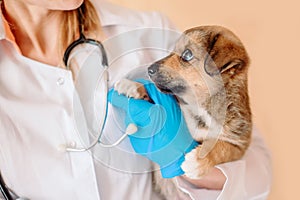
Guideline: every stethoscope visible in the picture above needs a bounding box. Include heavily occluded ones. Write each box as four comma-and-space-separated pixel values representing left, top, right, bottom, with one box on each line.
60, 4, 136, 152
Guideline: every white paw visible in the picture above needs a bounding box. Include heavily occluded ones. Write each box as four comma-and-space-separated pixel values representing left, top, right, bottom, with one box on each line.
114, 79, 143, 99
181, 149, 202, 179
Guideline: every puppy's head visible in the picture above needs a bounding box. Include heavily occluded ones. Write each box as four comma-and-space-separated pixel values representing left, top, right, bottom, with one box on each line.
148, 26, 250, 105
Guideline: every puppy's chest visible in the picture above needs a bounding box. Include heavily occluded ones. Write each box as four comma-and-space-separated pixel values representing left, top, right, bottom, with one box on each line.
180, 105, 215, 141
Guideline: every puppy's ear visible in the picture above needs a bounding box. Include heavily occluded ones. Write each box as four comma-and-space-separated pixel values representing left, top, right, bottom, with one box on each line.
204, 32, 249, 76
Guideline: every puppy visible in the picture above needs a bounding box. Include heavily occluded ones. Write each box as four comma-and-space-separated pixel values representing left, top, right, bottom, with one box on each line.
114, 25, 252, 198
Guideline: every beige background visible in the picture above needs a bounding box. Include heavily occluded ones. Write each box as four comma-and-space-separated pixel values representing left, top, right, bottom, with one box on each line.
109, 0, 300, 199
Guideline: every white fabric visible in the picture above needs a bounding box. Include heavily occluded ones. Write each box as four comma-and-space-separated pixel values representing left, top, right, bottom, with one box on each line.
0, 0, 272, 199
175, 126, 272, 200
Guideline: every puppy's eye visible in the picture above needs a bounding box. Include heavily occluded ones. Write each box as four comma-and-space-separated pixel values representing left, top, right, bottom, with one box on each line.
181, 49, 194, 62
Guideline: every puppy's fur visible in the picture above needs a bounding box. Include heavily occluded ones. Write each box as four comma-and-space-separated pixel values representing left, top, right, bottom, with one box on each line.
114, 25, 252, 198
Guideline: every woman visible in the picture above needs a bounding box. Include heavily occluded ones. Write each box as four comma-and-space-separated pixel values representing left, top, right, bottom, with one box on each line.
0, 0, 272, 199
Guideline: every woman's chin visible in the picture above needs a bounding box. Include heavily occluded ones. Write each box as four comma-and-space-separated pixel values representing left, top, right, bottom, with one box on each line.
51, 0, 84, 11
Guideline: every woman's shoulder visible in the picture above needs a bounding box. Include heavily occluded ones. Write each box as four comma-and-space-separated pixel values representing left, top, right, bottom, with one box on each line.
91, 0, 176, 30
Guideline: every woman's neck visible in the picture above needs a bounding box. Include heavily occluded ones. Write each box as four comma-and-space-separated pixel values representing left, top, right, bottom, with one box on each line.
2, 1, 63, 66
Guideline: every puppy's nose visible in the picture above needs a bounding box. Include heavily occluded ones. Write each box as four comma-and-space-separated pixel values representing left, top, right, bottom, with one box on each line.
148, 63, 159, 76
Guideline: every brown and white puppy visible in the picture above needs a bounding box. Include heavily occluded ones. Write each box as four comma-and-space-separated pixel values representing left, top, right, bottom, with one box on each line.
114, 25, 252, 198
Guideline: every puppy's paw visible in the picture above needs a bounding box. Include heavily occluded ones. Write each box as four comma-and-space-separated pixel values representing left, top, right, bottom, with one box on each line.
114, 79, 147, 99
181, 147, 211, 179
181, 149, 202, 179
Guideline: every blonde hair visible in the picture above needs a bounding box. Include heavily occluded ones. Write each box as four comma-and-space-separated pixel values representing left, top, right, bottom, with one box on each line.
59, 0, 102, 68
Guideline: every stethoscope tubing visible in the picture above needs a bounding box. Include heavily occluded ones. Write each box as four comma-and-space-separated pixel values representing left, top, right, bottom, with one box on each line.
61, 3, 140, 152
0, 172, 13, 200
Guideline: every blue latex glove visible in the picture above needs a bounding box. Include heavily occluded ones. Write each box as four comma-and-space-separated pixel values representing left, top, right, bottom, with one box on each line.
108, 79, 198, 178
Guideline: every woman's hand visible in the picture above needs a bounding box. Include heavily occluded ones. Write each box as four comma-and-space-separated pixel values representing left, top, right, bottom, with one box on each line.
182, 167, 226, 190
108, 79, 198, 178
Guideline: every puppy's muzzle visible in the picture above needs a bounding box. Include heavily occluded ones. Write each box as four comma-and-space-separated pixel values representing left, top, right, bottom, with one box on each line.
147, 63, 171, 93
148, 63, 159, 77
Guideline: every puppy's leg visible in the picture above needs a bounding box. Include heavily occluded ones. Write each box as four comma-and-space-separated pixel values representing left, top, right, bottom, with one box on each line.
182, 140, 245, 179
114, 79, 149, 100
153, 169, 191, 199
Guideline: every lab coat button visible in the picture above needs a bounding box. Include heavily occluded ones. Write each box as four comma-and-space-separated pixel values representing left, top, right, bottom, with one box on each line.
57, 77, 65, 85
57, 141, 77, 152
68, 141, 77, 148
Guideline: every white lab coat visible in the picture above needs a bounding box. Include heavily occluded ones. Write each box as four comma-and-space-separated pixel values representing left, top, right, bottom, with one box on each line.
0, 0, 272, 199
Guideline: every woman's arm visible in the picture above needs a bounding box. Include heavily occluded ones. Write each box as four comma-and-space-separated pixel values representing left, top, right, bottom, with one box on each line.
176, 126, 272, 200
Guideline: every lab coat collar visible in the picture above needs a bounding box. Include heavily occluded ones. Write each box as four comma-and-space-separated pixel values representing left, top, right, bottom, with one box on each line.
0, 0, 142, 40
0, 24, 4, 40
93, 0, 146, 27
